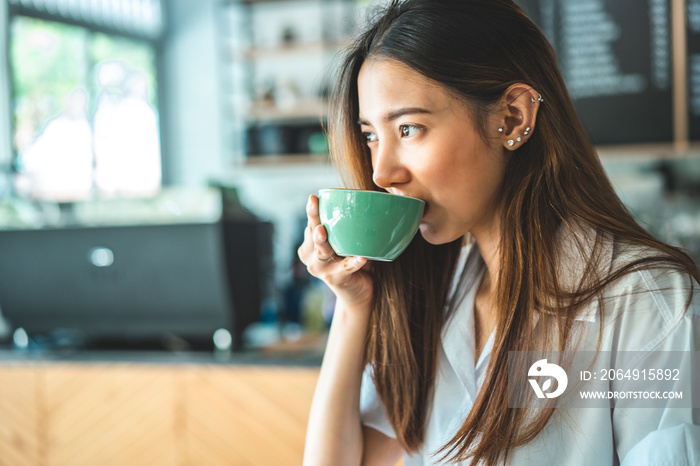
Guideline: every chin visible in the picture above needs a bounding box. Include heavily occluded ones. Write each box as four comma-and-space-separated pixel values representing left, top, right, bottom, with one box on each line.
419, 224, 455, 245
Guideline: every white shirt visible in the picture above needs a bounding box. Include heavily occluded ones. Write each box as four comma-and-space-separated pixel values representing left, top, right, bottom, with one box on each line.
360, 228, 700, 465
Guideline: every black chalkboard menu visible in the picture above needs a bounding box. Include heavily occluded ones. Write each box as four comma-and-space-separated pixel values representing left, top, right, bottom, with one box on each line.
516, 0, 674, 146
689, 0, 700, 141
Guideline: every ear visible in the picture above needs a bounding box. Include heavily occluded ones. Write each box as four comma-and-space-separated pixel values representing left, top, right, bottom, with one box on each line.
496, 84, 542, 151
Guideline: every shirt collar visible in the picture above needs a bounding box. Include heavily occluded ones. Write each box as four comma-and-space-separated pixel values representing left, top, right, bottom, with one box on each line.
440, 221, 614, 393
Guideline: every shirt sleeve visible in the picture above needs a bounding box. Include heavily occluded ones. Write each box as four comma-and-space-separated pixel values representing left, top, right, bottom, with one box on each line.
620, 424, 700, 466
611, 268, 700, 465
359, 364, 397, 439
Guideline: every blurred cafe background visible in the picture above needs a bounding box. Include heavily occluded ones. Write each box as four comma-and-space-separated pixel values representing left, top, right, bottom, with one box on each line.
0, 0, 698, 464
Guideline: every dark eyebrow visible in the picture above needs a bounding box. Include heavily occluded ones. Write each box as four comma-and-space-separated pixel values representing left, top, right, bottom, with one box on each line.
358, 107, 432, 126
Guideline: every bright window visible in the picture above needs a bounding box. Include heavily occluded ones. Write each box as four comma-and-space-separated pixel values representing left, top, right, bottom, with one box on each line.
10, 14, 161, 201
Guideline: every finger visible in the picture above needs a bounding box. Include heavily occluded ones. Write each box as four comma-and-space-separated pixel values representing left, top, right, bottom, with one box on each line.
297, 234, 313, 264
313, 223, 327, 243
313, 224, 336, 261
306, 195, 320, 232
341, 256, 368, 274
300, 195, 319, 265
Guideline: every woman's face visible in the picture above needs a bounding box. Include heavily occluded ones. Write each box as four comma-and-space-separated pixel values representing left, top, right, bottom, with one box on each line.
357, 58, 509, 245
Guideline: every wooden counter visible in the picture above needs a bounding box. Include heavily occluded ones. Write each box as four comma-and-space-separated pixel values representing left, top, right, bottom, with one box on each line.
0, 361, 319, 465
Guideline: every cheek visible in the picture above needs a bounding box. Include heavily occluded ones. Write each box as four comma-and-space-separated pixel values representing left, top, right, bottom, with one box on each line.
422, 146, 479, 191
430, 149, 504, 211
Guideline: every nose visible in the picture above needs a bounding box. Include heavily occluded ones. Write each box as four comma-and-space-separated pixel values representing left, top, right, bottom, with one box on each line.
371, 144, 410, 190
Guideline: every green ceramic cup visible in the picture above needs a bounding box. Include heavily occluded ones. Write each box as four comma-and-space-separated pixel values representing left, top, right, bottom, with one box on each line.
318, 189, 425, 262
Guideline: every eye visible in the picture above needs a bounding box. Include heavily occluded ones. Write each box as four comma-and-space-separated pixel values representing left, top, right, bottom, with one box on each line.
400, 124, 422, 138
363, 131, 378, 143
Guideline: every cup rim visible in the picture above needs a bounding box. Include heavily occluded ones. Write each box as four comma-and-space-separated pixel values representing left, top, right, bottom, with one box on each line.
318, 188, 425, 205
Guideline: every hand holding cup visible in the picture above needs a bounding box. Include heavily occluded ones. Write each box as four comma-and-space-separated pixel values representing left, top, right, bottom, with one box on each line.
298, 189, 424, 309
298, 194, 373, 310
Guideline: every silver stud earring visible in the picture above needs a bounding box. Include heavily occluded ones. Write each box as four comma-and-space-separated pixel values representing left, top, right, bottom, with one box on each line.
523, 127, 531, 135
498, 127, 504, 133
516, 137, 522, 142
507, 139, 514, 147
531, 93, 544, 104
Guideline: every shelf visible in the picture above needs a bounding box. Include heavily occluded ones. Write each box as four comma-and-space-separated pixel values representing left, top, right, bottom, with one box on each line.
243, 153, 330, 165
243, 40, 330, 60
596, 142, 700, 162
244, 98, 327, 123
219, 0, 356, 163
237, 0, 307, 4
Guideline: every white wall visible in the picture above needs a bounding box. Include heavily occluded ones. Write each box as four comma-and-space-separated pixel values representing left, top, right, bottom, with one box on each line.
161, 0, 224, 187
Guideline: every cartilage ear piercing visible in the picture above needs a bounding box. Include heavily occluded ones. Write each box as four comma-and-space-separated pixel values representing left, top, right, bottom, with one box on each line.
523, 127, 531, 135
498, 127, 504, 133
507, 139, 515, 147
531, 93, 544, 104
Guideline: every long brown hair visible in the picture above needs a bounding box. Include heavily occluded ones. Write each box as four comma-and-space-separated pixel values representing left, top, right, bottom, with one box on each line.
327, 0, 700, 464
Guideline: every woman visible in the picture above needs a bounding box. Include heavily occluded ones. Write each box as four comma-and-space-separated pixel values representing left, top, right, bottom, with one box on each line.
297, 0, 700, 464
